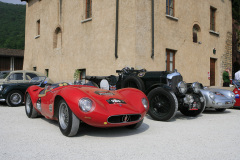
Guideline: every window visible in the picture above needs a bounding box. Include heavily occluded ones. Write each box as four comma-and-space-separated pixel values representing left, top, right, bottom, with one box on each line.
166, 0, 174, 16
193, 24, 200, 43
26, 73, 38, 80
86, 0, 92, 19
210, 7, 216, 31
8, 73, 23, 80
36, 19, 40, 35
45, 69, 49, 77
166, 49, 176, 71
53, 27, 62, 49
33, 67, 37, 71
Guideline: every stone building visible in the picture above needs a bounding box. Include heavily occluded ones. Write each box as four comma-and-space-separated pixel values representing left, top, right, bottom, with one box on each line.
22, 0, 232, 86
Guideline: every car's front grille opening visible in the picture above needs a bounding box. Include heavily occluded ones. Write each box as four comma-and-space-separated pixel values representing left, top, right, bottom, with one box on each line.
108, 114, 141, 123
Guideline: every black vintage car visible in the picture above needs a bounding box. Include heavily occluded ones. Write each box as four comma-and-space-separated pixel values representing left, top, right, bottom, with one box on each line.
86, 67, 206, 121
0, 76, 53, 107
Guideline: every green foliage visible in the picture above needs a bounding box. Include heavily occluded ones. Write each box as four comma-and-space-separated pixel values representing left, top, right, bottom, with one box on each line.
0, 2, 25, 50
233, 0, 240, 23
74, 69, 81, 81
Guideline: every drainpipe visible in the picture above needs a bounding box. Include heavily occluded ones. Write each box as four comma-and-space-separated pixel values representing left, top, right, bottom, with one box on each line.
115, 0, 119, 59
151, 0, 154, 59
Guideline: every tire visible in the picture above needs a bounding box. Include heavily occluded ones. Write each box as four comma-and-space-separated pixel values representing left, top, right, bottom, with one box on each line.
125, 119, 143, 129
179, 94, 205, 117
6, 90, 24, 107
121, 76, 145, 92
58, 99, 80, 137
215, 108, 226, 112
25, 93, 38, 118
147, 87, 178, 121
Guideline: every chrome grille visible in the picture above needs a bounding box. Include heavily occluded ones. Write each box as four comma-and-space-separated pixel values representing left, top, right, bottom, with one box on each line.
108, 114, 141, 123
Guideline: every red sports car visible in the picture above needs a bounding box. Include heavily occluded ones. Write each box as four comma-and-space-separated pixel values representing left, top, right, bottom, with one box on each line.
25, 80, 149, 137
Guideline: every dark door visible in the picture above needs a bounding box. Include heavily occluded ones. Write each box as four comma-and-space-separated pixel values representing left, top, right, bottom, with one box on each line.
210, 58, 216, 86
0, 57, 11, 71
14, 57, 24, 70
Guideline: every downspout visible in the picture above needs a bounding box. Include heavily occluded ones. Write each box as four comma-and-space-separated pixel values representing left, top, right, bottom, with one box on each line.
151, 0, 154, 59
115, 0, 119, 59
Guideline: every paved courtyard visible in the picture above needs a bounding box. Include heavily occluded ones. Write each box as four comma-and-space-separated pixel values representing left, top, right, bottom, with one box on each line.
0, 102, 240, 160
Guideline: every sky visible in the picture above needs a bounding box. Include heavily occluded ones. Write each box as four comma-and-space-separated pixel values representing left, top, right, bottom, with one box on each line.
0, 0, 26, 5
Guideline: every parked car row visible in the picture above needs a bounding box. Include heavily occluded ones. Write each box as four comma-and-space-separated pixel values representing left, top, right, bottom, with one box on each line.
0, 68, 238, 137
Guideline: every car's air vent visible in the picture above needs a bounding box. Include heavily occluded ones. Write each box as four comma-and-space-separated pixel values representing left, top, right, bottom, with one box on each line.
108, 114, 141, 123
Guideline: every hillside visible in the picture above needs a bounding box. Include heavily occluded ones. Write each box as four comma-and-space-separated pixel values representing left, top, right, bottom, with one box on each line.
0, 1, 25, 50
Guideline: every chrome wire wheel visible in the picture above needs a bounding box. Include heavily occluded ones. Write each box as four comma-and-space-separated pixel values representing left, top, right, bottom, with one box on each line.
10, 92, 22, 105
59, 102, 69, 130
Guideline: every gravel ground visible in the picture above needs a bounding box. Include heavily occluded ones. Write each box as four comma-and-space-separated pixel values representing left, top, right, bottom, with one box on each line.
0, 102, 240, 160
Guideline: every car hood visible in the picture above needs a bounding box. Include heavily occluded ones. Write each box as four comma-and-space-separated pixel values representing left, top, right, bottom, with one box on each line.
79, 87, 142, 114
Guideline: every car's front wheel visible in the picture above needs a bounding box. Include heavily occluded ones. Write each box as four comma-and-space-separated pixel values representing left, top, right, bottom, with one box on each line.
147, 87, 178, 121
25, 93, 38, 118
215, 108, 226, 112
58, 99, 80, 137
6, 90, 23, 107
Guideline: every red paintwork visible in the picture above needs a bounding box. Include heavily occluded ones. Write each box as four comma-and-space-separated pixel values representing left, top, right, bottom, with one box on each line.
26, 85, 149, 127
233, 87, 240, 107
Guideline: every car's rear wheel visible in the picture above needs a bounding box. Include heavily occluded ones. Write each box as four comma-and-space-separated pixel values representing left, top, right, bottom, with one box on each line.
58, 99, 80, 137
25, 93, 38, 118
179, 94, 205, 117
147, 87, 178, 121
6, 90, 23, 107
215, 108, 226, 112
121, 76, 145, 92
125, 119, 143, 129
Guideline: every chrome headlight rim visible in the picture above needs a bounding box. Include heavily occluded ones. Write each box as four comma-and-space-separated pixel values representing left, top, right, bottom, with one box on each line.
142, 98, 148, 110
177, 81, 187, 94
209, 92, 215, 100
230, 92, 235, 99
0, 85, 3, 91
192, 82, 201, 94
79, 98, 94, 112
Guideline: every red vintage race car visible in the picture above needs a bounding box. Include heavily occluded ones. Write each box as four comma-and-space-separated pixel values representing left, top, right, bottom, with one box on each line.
25, 79, 149, 137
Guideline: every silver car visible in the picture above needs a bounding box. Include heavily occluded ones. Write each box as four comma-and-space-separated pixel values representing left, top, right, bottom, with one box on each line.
199, 84, 235, 112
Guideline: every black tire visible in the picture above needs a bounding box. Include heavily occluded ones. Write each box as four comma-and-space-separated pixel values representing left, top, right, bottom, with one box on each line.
147, 87, 178, 121
6, 90, 24, 107
179, 94, 205, 117
25, 93, 38, 118
125, 119, 143, 129
58, 99, 80, 137
121, 76, 145, 92
215, 108, 226, 112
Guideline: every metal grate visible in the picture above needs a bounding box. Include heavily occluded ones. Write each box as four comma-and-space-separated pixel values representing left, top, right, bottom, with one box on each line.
108, 114, 141, 123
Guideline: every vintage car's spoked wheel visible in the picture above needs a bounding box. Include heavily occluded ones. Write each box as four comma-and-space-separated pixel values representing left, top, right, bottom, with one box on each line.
6, 90, 23, 107
25, 93, 38, 118
125, 119, 143, 129
121, 76, 145, 92
215, 108, 226, 112
147, 88, 178, 121
179, 94, 205, 117
58, 99, 80, 137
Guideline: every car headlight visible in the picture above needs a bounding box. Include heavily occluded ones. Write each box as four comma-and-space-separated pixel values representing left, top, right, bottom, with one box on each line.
192, 82, 201, 93
0, 85, 3, 91
177, 81, 187, 94
142, 98, 148, 110
79, 98, 94, 112
209, 92, 215, 100
230, 92, 235, 99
